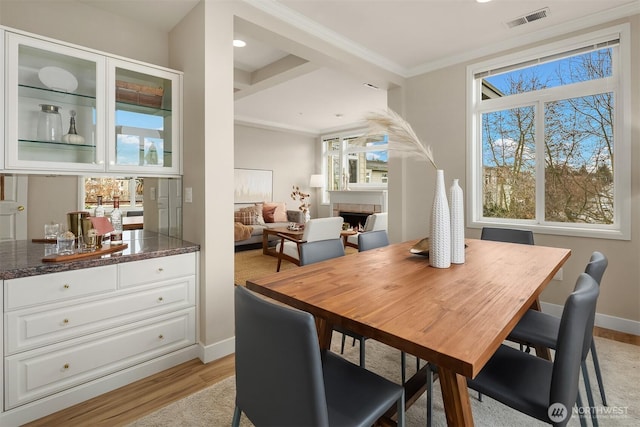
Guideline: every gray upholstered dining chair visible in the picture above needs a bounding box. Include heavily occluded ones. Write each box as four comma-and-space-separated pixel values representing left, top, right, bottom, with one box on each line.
297, 238, 368, 367
481, 226, 534, 245
233, 286, 405, 427
357, 230, 390, 252
508, 251, 608, 425
467, 273, 600, 427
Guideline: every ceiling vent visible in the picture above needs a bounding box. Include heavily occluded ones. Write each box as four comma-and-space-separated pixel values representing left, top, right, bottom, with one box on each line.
505, 7, 550, 28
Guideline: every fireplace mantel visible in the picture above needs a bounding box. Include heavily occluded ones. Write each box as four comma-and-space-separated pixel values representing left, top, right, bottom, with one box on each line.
329, 190, 388, 217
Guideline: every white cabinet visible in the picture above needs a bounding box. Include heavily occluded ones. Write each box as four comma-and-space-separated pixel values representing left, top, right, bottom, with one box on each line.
2, 252, 197, 422
4, 32, 106, 173
3, 28, 182, 176
107, 58, 181, 175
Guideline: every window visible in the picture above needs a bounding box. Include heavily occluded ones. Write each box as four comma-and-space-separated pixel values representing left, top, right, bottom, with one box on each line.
82, 177, 143, 214
467, 25, 631, 239
321, 132, 388, 203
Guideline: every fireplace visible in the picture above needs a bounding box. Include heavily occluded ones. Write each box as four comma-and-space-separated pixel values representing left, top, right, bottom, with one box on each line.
340, 212, 370, 229
328, 190, 388, 221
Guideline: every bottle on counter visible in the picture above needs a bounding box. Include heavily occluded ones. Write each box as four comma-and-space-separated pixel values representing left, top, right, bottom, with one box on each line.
95, 195, 105, 217
110, 196, 123, 245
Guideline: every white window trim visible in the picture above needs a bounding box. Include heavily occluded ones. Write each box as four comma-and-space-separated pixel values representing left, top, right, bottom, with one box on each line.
320, 130, 389, 204
466, 24, 631, 240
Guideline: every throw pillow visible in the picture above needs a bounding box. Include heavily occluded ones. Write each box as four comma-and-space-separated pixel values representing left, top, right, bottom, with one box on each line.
263, 202, 287, 223
238, 205, 265, 226
234, 210, 255, 225
262, 205, 278, 223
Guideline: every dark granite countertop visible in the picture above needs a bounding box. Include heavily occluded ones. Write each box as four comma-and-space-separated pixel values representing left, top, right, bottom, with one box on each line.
0, 230, 200, 280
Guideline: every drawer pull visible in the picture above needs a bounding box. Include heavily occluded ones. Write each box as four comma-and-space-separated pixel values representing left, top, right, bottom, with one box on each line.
63, 318, 69, 325
63, 363, 70, 370
158, 296, 164, 302
157, 268, 164, 273
63, 284, 70, 289
158, 334, 164, 340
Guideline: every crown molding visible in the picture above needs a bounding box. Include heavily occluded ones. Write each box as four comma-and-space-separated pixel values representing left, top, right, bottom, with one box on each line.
407, 1, 640, 76
244, 0, 639, 79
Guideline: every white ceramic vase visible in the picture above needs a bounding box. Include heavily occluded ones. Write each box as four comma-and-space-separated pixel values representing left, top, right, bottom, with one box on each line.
430, 170, 451, 268
450, 179, 465, 264
304, 211, 311, 223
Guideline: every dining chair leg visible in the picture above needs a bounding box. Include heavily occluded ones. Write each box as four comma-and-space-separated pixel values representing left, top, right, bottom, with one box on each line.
340, 333, 347, 354
576, 392, 588, 427
358, 337, 366, 367
590, 341, 608, 406
401, 351, 406, 384
581, 362, 599, 427
426, 364, 434, 427
232, 406, 242, 427
397, 390, 406, 427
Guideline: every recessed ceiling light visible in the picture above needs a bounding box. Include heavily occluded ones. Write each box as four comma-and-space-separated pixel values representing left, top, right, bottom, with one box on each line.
476, 0, 492, 3
233, 39, 246, 47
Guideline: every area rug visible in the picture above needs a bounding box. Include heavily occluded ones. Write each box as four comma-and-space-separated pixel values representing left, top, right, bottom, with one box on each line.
234, 247, 357, 286
127, 334, 639, 426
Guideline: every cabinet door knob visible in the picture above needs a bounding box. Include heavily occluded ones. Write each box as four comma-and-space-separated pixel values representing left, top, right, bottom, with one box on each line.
63, 284, 70, 289
157, 267, 164, 273
17, 205, 25, 212
63, 363, 70, 370
158, 296, 164, 302
158, 334, 164, 340
63, 318, 69, 324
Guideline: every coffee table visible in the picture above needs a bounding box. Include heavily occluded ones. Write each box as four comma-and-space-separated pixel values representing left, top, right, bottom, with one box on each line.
262, 227, 304, 256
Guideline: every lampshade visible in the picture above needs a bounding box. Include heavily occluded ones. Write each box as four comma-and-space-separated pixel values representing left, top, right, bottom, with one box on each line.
309, 174, 324, 188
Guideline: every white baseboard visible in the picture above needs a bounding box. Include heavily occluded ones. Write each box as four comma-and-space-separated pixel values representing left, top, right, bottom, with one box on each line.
540, 302, 640, 336
200, 336, 235, 364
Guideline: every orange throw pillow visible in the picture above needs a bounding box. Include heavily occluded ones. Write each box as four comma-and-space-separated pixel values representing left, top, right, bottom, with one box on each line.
262, 205, 278, 223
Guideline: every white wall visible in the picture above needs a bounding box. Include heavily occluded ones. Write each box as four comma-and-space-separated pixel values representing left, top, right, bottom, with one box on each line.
234, 124, 317, 214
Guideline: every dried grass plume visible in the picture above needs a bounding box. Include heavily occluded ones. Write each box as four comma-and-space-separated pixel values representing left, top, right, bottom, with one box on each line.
361, 109, 437, 170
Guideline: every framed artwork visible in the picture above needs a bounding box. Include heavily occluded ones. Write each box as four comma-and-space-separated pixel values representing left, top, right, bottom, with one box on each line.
234, 168, 273, 203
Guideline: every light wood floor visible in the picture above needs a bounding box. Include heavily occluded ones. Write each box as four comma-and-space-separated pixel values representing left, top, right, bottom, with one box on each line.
25, 327, 638, 426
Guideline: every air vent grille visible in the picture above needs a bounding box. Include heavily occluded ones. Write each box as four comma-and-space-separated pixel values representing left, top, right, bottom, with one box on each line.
506, 7, 550, 28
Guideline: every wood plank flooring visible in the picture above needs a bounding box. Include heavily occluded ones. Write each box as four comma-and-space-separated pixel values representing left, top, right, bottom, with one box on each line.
25, 328, 637, 427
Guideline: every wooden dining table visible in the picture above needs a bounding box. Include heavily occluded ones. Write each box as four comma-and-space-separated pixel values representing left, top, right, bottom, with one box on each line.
246, 238, 571, 426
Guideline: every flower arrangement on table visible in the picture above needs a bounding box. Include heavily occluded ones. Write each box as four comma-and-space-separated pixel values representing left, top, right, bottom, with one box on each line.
291, 186, 311, 220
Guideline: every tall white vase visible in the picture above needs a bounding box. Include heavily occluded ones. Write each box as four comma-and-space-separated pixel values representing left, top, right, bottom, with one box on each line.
450, 179, 465, 264
430, 170, 451, 268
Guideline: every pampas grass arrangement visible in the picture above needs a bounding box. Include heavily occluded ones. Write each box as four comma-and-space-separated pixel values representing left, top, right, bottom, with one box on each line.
360, 109, 438, 170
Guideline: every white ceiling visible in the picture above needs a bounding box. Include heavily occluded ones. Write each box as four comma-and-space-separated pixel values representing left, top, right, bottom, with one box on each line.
82, 0, 639, 134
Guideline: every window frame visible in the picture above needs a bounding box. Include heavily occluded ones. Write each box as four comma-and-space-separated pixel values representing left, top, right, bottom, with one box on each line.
466, 24, 631, 240
320, 130, 389, 204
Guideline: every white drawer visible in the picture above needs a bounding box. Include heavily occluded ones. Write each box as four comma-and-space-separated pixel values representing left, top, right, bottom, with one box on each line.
5, 266, 117, 310
5, 308, 196, 409
6, 277, 195, 354
119, 253, 196, 288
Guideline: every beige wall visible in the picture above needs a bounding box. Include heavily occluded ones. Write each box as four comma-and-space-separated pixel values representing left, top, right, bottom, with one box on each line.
395, 15, 640, 329
234, 124, 317, 214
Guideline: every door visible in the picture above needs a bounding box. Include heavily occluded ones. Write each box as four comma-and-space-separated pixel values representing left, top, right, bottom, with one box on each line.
0, 175, 28, 240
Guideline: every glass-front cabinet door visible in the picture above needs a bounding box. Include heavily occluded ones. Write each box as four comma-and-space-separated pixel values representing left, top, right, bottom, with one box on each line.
5, 32, 106, 172
107, 59, 181, 176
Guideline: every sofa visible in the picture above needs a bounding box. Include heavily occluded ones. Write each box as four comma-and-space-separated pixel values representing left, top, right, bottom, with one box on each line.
234, 202, 305, 249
